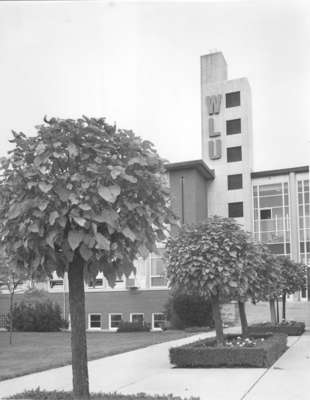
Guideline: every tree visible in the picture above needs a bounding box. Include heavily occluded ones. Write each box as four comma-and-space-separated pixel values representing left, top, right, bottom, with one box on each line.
0, 250, 29, 345
277, 256, 307, 321
166, 216, 253, 345
0, 116, 176, 399
250, 245, 282, 324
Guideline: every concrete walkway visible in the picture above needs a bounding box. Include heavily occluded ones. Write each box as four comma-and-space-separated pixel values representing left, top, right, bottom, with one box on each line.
0, 329, 309, 400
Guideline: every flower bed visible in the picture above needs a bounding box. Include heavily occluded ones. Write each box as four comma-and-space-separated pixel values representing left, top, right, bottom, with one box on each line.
169, 333, 287, 368
248, 321, 305, 336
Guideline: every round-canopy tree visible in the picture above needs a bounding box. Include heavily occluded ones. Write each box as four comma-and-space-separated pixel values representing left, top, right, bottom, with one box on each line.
277, 256, 307, 320
0, 116, 176, 399
166, 216, 254, 344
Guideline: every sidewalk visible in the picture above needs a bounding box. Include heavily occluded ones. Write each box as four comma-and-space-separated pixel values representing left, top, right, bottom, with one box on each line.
0, 329, 309, 400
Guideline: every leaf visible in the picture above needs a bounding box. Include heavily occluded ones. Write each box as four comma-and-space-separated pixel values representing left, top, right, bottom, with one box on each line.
98, 185, 121, 203
38, 200, 49, 211
54, 185, 70, 202
122, 174, 137, 183
229, 281, 238, 288
68, 142, 79, 157
79, 243, 93, 261
95, 232, 110, 250
122, 227, 136, 242
35, 143, 47, 155
29, 222, 39, 233
46, 230, 58, 248
109, 166, 124, 179
7, 200, 31, 220
128, 157, 147, 166
68, 230, 85, 250
73, 216, 87, 227
49, 211, 59, 226
79, 203, 92, 211
39, 182, 53, 193
92, 209, 119, 226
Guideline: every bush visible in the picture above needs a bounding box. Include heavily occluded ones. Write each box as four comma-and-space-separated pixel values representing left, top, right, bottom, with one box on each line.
8, 300, 68, 332
248, 321, 305, 336
169, 333, 287, 368
7, 388, 199, 400
165, 293, 214, 329
117, 321, 151, 332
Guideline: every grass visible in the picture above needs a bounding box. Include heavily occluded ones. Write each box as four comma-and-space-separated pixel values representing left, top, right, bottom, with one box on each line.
6, 389, 200, 400
0, 330, 194, 381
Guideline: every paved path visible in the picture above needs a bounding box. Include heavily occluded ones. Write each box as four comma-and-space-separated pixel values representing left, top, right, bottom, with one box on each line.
0, 329, 308, 400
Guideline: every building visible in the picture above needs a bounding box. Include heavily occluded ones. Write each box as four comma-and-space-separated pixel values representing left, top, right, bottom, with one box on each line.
0, 52, 309, 330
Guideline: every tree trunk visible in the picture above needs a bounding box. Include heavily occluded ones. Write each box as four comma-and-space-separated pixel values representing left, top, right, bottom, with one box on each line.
282, 290, 286, 321
68, 252, 90, 399
269, 298, 277, 324
238, 301, 248, 337
276, 297, 279, 323
210, 293, 224, 345
9, 291, 14, 345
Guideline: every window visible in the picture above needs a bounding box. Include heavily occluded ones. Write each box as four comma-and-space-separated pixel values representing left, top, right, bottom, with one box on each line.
227, 146, 242, 162
228, 202, 244, 218
151, 253, 167, 287
226, 119, 241, 135
260, 209, 272, 220
88, 278, 103, 288
226, 91, 240, 108
152, 313, 166, 330
109, 314, 122, 330
88, 314, 101, 330
130, 313, 144, 325
227, 174, 243, 190
49, 272, 64, 289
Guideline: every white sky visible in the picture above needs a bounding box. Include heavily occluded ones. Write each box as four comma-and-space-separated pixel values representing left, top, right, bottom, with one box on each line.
0, 0, 309, 171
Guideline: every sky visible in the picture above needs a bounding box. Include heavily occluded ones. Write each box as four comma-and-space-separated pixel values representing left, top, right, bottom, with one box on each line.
0, 0, 309, 171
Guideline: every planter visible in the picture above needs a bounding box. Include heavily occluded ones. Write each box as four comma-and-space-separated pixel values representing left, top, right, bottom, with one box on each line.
170, 333, 287, 368
248, 321, 305, 336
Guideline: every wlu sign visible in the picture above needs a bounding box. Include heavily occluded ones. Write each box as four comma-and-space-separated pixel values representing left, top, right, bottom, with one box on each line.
206, 94, 222, 160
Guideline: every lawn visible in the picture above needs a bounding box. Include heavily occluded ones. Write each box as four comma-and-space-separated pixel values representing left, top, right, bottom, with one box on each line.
0, 330, 194, 381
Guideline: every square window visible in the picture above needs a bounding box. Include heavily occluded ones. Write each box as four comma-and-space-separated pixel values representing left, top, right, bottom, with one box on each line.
109, 314, 122, 330
226, 119, 241, 135
260, 209, 271, 220
228, 202, 243, 218
151, 256, 168, 287
152, 313, 166, 330
131, 314, 144, 325
89, 314, 101, 329
227, 174, 243, 190
227, 146, 242, 163
226, 91, 240, 108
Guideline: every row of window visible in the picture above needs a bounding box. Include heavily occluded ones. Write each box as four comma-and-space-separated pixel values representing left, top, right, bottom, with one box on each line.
88, 312, 165, 331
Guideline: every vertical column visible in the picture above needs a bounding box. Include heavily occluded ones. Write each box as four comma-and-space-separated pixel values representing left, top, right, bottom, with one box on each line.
289, 172, 299, 261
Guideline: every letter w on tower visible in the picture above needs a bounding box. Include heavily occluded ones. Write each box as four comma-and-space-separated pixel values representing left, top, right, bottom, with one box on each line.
206, 95, 222, 115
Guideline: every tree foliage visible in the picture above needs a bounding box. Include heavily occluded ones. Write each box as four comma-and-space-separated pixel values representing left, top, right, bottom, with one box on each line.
0, 116, 177, 398
277, 256, 306, 295
0, 116, 175, 284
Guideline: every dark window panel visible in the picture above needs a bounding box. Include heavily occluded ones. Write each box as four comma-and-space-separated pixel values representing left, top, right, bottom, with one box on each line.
300, 242, 310, 253
226, 118, 241, 135
260, 209, 271, 220
228, 202, 243, 218
226, 91, 240, 108
227, 174, 243, 190
227, 146, 242, 162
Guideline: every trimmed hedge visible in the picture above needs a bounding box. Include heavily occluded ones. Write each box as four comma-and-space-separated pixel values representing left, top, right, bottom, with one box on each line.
8, 300, 68, 332
117, 321, 151, 332
7, 389, 199, 400
169, 333, 287, 368
248, 321, 305, 336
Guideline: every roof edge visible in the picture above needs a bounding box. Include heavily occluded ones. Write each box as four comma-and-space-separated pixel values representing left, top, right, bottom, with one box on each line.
251, 165, 309, 179
165, 159, 215, 180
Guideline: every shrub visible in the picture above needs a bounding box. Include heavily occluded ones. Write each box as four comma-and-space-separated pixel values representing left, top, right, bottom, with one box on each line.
165, 293, 214, 329
8, 300, 68, 332
7, 388, 200, 400
169, 333, 287, 368
248, 321, 305, 336
117, 321, 151, 332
